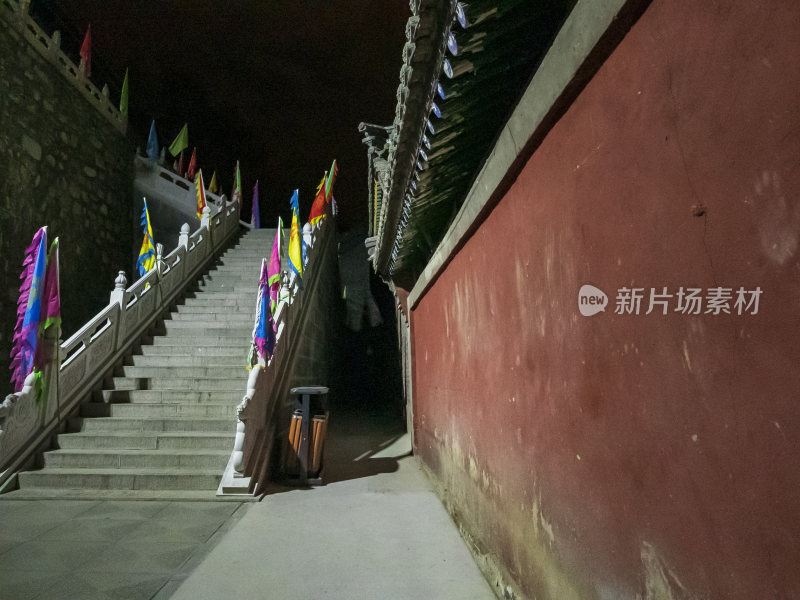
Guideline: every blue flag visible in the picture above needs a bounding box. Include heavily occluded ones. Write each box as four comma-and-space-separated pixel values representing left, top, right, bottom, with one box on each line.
137, 200, 156, 277
146, 120, 159, 162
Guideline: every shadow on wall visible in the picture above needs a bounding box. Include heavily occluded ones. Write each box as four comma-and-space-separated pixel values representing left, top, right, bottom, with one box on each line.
333, 227, 404, 415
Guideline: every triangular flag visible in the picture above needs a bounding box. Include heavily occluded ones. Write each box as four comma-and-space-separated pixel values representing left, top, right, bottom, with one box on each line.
231, 161, 242, 208
169, 123, 188, 157
251, 181, 260, 229
209, 171, 219, 194
137, 200, 156, 277
119, 68, 129, 116
324, 159, 338, 202
288, 190, 303, 280
268, 217, 283, 315
10, 227, 47, 392
173, 150, 184, 176
186, 147, 197, 180
80, 25, 92, 78
308, 173, 327, 225
146, 120, 159, 162
34, 236, 61, 406
252, 259, 275, 362
195, 170, 207, 220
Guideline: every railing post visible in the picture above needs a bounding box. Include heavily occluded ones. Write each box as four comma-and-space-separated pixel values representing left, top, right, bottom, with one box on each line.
16, 0, 29, 29
178, 223, 190, 250
201, 206, 211, 233
109, 271, 127, 353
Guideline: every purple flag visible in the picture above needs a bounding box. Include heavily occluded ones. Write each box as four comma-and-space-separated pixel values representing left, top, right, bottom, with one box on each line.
268, 217, 283, 319
253, 259, 275, 361
10, 227, 47, 391
251, 181, 260, 229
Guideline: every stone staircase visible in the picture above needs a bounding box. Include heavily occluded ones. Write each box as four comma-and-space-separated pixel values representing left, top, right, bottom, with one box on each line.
13, 227, 277, 498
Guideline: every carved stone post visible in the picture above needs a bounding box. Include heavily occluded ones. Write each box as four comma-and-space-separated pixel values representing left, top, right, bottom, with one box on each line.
178, 223, 190, 250
233, 365, 260, 475
109, 271, 127, 353
302, 223, 313, 267
155, 243, 165, 276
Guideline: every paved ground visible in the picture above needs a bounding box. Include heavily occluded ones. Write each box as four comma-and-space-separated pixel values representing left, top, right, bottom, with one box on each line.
0, 499, 246, 599
0, 407, 494, 599
168, 408, 494, 600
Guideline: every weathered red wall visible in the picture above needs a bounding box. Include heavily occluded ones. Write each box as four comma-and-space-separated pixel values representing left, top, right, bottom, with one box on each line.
411, 1, 800, 598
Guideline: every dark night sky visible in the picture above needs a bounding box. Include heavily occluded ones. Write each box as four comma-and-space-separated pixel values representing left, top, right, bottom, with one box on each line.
47, 0, 410, 231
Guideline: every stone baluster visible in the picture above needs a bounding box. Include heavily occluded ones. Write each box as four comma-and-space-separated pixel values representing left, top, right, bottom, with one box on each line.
50, 30, 61, 60
109, 271, 127, 352
17, 0, 29, 28
178, 223, 190, 250
302, 223, 313, 267
109, 271, 127, 306
201, 205, 211, 232
155, 243, 165, 276
232, 365, 259, 475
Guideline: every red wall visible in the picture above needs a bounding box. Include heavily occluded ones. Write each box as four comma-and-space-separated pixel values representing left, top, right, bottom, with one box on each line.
411, 1, 800, 597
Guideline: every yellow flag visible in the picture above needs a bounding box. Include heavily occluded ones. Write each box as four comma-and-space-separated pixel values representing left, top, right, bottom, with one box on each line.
288, 189, 302, 278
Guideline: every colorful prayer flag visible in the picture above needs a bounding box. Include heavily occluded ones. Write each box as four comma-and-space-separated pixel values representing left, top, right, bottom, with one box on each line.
146, 120, 159, 162
251, 181, 260, 229
40, 238, 61, 334
137, 200, 156, 277
186, 147, 197, 180
268, 217, 283, 315
324, 159, 338, 202
195, 170, 207, 220
252, 259, 275, 362
209, 170, 219, 194
80, 25, 91, 77
231, 161, 242, 208
173, 150, 184, 176
10, 227, 48, 392
169, 123, 188, 157
288, 190, 303, 280
119, 68, 129, 116
308, 174, 327, 225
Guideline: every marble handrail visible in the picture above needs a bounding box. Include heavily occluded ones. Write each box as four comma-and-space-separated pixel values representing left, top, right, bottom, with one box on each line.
0, 193, 241, 489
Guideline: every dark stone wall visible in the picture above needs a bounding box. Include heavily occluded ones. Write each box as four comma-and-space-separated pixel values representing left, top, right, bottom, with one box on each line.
0, 17, 134, 396
411, 0, 800, 598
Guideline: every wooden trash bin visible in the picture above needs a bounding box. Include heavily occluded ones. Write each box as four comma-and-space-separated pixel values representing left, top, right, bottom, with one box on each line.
281, 386, 329, 485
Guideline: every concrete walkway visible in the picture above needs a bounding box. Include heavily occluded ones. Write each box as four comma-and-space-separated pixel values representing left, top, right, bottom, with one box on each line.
0, 407, 493, 599
169, 408, 494, 600
0, 498, 247, 599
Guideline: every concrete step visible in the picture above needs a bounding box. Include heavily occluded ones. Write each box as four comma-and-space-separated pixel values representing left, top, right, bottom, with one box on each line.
82, 402, 238, 419
120, 366, 241, 379
173, 305, 255, 317
18, 467, 223, 490
56, 431, 234, 450
130, 354, 244, 367
181, 294, 253, 305
141, 336, 245, 356
110, 376, 244, 392
151, 334, 250, 346
0, 488, 250, 501
43, 448, 230, 469
94, 389, 243, 404
70, 416, 233, 433
163, 319, 252, 331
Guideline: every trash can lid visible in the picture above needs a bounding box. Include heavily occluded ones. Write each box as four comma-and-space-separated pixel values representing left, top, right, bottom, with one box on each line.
290, 386, 329, 395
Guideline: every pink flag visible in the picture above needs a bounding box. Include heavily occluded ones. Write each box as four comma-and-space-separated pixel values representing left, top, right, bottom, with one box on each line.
267, 217, 283, 319
80, 25, 92, 78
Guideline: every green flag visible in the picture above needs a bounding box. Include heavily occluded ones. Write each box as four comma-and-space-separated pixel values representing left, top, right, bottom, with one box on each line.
119, 68, 129, 116
169, 123, 188, 157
